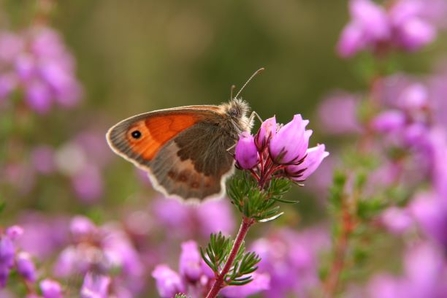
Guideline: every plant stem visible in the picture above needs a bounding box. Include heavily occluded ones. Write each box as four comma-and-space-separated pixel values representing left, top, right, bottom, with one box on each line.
323, 195, 355, 298
205, 216, 255, 298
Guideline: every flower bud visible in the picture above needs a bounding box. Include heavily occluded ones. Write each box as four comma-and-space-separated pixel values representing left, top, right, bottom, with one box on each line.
235, 132, 259, 169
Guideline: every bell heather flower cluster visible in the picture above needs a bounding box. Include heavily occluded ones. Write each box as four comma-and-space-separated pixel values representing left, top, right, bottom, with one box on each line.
234, 115, 329, 188
337, 0, 447, 57
311, 1, 447, 296
0, 225, 64, 298
0, 26, 82, 113
54, 216, 145, 297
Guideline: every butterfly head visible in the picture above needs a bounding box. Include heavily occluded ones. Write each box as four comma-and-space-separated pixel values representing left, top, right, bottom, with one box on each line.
221, 98, 253, 134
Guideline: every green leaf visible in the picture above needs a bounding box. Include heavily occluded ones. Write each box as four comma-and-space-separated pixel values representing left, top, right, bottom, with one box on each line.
201, 232, 233, 273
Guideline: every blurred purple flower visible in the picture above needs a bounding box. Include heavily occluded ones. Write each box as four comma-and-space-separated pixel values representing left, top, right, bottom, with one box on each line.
16, 252, 37, 282
380, 206, 414, 235
337, 0, 389, 57
53, 130, 112, 203
389, 0, 437, 51
0, 26, 83, 113
179, 241, 205, 282
40, 279, 63, 298
31, 146, 56, 175
370, 110, 406, 133
428, 63, 447, 129
337, 0, 441, 57
317, 92, 362, 135
0, 234, 15, 287
152, 265, 185, 298
71, 165, 104, 203
80, 273, 111, 298
410, 190, 447, 249
251, 227, 329, 297
54, 216, 145, 296
16, 212, 70, 260
368, 242, 447, 298
152, 195, 235, 239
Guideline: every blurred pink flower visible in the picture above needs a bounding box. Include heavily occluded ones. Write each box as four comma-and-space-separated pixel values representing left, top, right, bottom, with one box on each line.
337, 0, 442, 57
0, 26, 83, 113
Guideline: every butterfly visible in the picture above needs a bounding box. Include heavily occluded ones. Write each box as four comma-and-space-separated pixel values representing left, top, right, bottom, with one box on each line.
106, 98, 253, 202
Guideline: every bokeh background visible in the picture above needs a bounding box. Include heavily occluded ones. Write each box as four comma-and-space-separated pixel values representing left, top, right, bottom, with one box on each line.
1, 0, 447, 297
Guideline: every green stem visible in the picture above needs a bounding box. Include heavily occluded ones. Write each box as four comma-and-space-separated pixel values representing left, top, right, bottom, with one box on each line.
205, 216, 255, 298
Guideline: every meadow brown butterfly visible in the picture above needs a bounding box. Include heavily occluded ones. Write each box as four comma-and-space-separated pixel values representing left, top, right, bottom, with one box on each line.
105, 67, 266, 202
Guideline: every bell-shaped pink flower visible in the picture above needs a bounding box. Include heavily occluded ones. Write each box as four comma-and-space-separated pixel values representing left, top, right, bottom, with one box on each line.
235, 132, 259, 169
269, 114, 312, 164
286, 144, 329, 182
255, 116, 277, 150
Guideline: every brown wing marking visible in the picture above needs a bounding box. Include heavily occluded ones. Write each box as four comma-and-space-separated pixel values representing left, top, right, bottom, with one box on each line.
148, 140, 232, 201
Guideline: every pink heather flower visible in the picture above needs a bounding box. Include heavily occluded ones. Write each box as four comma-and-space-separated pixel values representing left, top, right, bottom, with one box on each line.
80, 273, 111, 298
255, 116, 277, 150
70, 216, 97, 240
269, 114, 312, 164
0, 26, 82, 113
410, 191, 447, 248
0, 236, 15, 287
337, 0, 389, 57
152, 195, 235, 239
53, 130, 112, 203
317, 92, 362, 135
235, 132, 259, 169
54, 216, 144, 296
71, 164, 104, 203
389, 0, 437, 50
6, 226, 23, 240
251, 227, 329, 297
337, 0, 440, 57
152, 265, 185, 298
370, 110, 407, 133
15, 252, 37, 282
30, 145, 56, 175
16, 213, 70, 260
285, 144, 329, 182
179, 241, 204, 282
40, 279, 63, 298
380, 207, 414, 235
235, 115, 328, 187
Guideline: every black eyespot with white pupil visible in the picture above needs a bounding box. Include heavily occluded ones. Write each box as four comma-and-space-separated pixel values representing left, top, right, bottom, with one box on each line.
131, 130, 142, 139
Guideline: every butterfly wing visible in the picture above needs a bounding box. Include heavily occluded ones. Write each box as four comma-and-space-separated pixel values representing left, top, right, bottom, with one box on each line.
106, 107, 236, 201
149, 119, 237, 201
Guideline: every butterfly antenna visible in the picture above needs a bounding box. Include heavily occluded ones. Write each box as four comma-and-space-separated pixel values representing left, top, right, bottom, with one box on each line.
234, 67, 265, 99
230, 84, 236, 100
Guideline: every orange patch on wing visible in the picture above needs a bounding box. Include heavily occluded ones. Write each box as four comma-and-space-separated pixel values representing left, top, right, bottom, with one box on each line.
126, 114, 204, 160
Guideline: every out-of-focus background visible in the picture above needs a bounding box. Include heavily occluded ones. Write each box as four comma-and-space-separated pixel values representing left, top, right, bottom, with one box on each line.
1, 0, 447, 297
